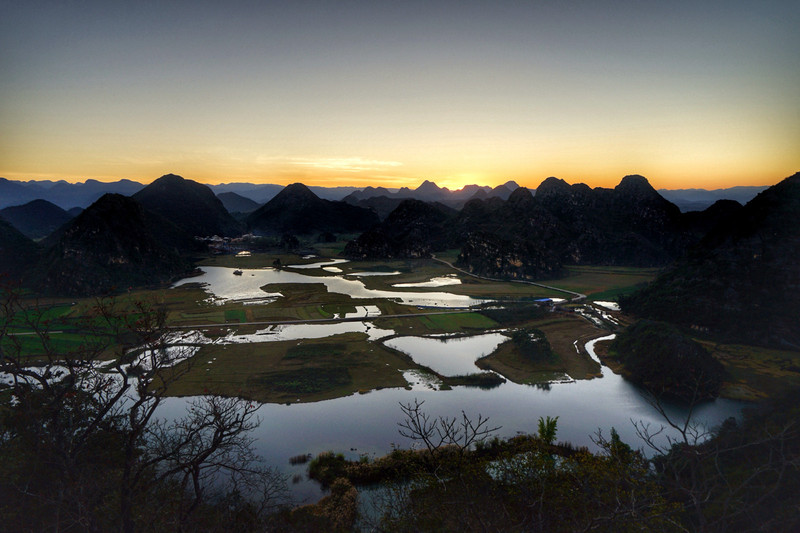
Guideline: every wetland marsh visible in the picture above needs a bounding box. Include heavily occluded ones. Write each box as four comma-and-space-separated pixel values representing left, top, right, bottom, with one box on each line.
123, 253, 757, 502
11, 252, 791, 504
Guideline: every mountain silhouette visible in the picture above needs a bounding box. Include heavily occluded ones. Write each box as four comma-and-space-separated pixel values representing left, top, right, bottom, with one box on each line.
216, 191, 261, 214
0, 199, 74, 240
0, 218, 40, 280
344, 199, 456, 259
343, 196, 406, 221
133, 174, 242, 237
343, 175, 697, 280
246, 183, 378, 236
342, 179, 513, 208
679, 199, 743, 240
343, 186, 393, 203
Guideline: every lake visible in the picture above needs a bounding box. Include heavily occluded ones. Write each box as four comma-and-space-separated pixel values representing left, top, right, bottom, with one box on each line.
165, 267, 746, 503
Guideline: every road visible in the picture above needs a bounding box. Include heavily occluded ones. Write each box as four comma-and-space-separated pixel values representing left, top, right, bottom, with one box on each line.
169, 309, 480, 330
431, 255, 586, 302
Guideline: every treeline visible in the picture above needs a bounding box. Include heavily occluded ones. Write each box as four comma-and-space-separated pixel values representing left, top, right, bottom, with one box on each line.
298, 395, 800, 532
609, 320, 724, 400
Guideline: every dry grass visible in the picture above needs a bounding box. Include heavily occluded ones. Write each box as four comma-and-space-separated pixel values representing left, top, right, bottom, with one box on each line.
700, 341, 800, 400
166, 332, 412, 403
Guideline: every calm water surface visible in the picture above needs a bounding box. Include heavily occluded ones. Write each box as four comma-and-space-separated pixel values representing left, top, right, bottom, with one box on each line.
159, 334, 744, 503
385, 333, 509, 375
174, 266, 486, 308
165, 269, 745, 503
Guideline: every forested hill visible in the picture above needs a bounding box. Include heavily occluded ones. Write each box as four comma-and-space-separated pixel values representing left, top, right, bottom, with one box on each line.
0, 200, 74, 240
0, 218, 40, 280
30, 194, 194, 296
622, 172, 800, 348
347, 175, 719, 280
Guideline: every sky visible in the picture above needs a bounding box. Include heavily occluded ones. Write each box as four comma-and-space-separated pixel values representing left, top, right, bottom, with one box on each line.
1, 0, 798, 191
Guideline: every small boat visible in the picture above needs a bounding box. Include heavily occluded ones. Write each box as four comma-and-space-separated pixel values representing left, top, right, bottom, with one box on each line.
233, 269, 243, 276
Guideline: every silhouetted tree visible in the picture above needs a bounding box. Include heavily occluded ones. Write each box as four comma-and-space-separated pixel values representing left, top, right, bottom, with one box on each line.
0, 282, 286, 532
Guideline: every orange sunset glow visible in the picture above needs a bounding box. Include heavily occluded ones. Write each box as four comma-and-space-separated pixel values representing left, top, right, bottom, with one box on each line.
1, 1, 798, 191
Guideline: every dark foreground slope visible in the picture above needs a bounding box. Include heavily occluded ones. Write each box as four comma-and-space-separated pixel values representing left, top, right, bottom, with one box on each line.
133, 174, 242, 237
0, 219, 40, 281
31, 194, 194, 296
247, 183, 378, 236
622, 172, 800, 348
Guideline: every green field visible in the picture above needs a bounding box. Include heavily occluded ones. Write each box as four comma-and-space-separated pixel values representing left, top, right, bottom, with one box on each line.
374, 311, 498, 336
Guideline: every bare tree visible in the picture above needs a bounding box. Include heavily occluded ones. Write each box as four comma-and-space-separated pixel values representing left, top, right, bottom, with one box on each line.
632, 385, 800, 532
398, 398, 500, 452
397, 398, 500, 475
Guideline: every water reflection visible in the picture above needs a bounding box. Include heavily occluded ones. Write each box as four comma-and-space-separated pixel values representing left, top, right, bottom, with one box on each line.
221, 322, 394, 343
287, 259, 350, 269
158, 354, 743, 504
392, 275, 462, 288
164, 275, 745, 505
348, 271, 401, 277
173, 267, 488, 308
384, 333, 509, 376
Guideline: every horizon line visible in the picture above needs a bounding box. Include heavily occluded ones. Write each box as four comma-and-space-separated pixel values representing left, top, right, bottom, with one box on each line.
2, 171, 795, 192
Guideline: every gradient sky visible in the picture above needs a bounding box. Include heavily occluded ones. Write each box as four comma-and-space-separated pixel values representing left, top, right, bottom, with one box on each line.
1, 0, 798, 190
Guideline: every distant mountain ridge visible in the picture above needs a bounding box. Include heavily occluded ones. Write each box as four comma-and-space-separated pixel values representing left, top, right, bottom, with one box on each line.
0, 178, 145, 209
216, 192, 261, 214
207, 183, 361, 204
2, 176, 770, 212
343, 179, 520, 209
658, 186, 767, 212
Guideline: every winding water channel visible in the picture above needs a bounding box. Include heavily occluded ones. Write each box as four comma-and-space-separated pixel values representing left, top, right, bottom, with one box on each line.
164, 267, 745, 503
174, 266, 487, 308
